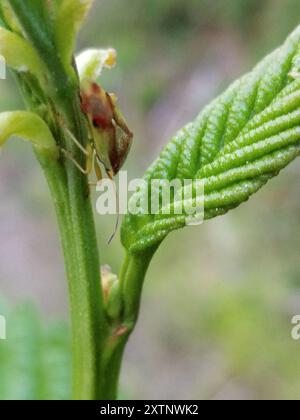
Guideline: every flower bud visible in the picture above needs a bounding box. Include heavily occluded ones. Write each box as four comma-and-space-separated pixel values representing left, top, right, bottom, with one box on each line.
101, 265, 123, 320
76, 48, 117, 82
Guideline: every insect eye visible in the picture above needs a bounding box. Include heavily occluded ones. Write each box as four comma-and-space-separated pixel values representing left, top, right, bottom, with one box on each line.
92, 118, 100, 128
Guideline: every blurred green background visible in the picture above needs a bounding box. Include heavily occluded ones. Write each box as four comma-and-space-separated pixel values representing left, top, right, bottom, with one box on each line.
1, 0, 300, 400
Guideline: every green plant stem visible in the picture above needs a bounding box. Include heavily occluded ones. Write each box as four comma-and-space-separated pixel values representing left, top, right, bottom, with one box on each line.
8, 0, 156, 400
23, 58, 110, 400
44, 90, 156, 399
30, 77, 118, 399
19, 66, 109, 398
17, 16, 110, 397
53, 98, 110, 400
100, 328, 129, 400
94, 251, 156, 399
121, 252, 155, 326
38, 154, 109, 400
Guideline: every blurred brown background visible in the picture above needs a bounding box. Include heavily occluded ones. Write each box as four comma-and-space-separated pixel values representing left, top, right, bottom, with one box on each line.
1, 0, 300, 400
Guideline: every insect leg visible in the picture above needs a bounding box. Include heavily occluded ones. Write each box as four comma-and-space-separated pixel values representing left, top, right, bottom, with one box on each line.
85, 143, 94, 174
88, 155, 104, 186
107, 177, 120, 245
61, 141, 94, 175
93, 154, 103, 183
61, 148, 90, 175
63, 126, 89, 156
94, 149, 120, 244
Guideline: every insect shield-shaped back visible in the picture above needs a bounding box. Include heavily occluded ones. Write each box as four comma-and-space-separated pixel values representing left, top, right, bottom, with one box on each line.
77, 49, 133, 178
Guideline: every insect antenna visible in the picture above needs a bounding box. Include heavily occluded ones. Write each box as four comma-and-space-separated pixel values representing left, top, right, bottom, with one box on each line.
94, 156, 120, 245
107, 176, 120, 245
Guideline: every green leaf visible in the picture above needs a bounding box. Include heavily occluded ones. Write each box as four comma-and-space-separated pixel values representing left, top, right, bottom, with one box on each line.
6, 0, 54, 57
0, 300, 71, 400
0, 0, 22, 33
6, 0, 75, 96
53, 0, 95, 71
0, 27, 45, 79
121, 25, 300, 255
0, 111, 59, 159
